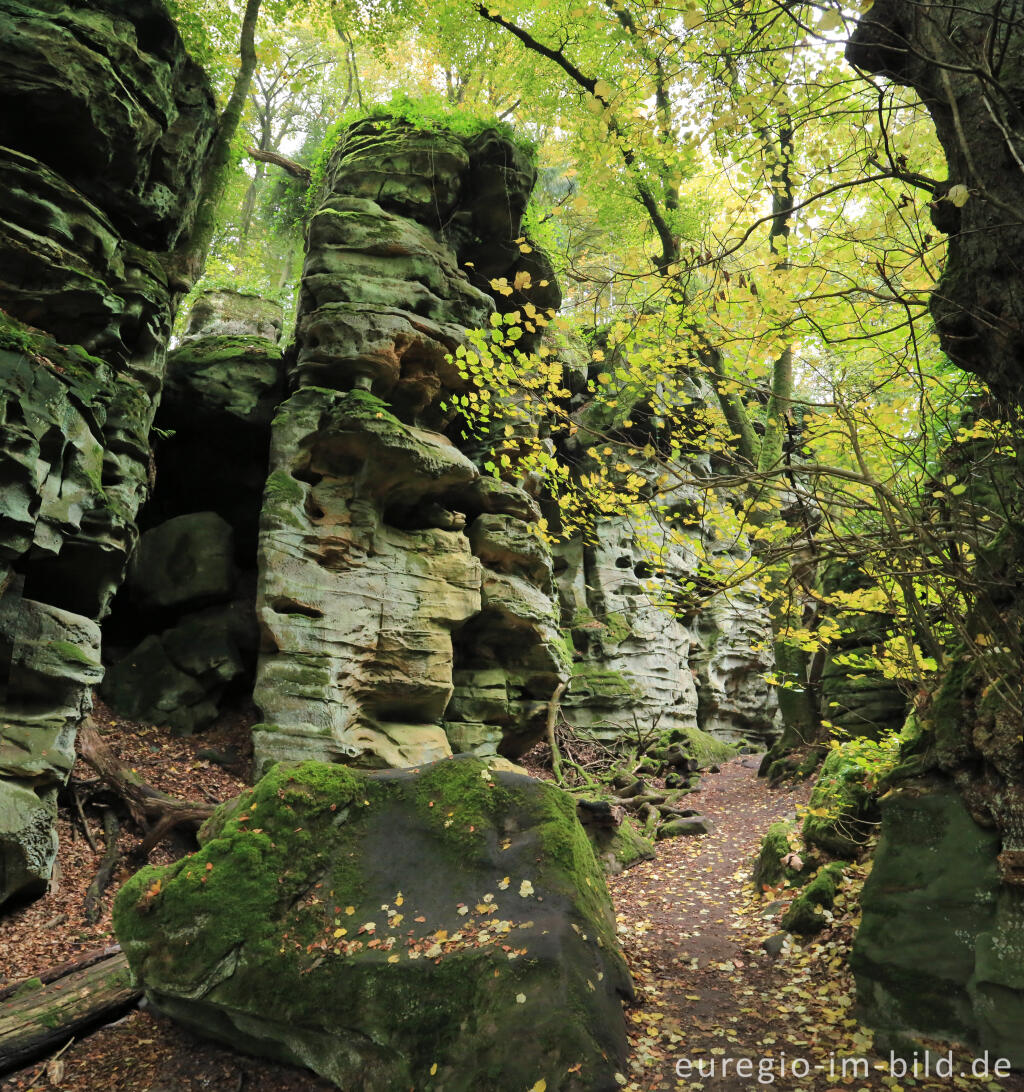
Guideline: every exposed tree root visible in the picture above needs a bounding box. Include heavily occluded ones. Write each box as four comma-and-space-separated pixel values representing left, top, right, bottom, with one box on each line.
77, 718, 216, 856
83, 808, 120, 925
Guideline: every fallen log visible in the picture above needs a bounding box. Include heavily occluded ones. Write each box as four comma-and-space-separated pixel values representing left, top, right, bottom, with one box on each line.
0, 951, 139, 1074
0, 946, 122, 1004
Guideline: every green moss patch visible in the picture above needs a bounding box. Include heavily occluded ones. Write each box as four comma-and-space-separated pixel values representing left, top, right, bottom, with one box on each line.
780, 862, 846, 935
114, 756, 632, 1091
802, 742, 888, 857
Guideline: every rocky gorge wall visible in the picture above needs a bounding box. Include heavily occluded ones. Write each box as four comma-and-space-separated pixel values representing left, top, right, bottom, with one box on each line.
550, 350, 778, 751
96, 117, 780, 781
845, 0, 1024, 1063
0, 64, 780, 907
0, 0, 216, 908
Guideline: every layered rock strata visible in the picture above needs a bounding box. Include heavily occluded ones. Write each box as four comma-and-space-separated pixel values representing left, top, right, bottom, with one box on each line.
253, 120, 568, 774
552, 363, 777, 750
0, 0, 215, 906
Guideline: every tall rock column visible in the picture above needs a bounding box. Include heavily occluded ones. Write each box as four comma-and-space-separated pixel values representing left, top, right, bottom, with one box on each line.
253, 120, 567, 774
0, 0, 215, 906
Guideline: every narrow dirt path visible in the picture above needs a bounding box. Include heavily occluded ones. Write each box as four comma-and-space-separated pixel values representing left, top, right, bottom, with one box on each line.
608, 756, 1024, 1092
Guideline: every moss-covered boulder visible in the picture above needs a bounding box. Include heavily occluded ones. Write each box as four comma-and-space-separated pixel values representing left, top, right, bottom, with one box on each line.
114, 756, 633, 1090
780, 862, 845, 935
752, 820, 815, 891
802, 743, 878, 858
163, 334, 286, 429
576, 806, 655, 875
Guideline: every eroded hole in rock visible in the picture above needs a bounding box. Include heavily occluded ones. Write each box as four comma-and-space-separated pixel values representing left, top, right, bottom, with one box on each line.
303, 492, 325, 521
269, 597, 324, 620
383, 498, 467, 532
99, 291, 286, 736
291, 466, 324, 486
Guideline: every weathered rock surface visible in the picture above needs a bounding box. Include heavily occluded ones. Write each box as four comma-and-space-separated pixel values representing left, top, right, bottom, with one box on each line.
162, 334, 286, 432
0, 149, 171, 383
0, 782, 58, 906
253, 120, 568, 773
0, 593, 102, 900
101, 602, 257, 736
850, 780, 1021, 1063
295, 195, 493, 414
114, 756, 633, 1091
254, 389, 485, 771
547, 349, 777, 752
125, 512, 237, 612
0, 0, 215, 250
847, 0, 1024, 398
0, 328, 159, 897
554, 514, 776, 750
0, 0, 215, 905
184, 289, 283, 343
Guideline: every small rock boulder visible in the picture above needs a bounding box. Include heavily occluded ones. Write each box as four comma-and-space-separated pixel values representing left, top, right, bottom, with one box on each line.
114, 756, 633, 1091
657, 816, 714, 839
126, 512, 236, 612
0, 783, 58, 908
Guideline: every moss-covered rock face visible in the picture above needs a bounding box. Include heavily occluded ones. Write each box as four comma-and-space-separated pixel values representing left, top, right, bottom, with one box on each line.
0, 0, 215, 249
114, 756, 633, 1090
0, 327, 152, 907
845, 0, 1024, 1058
802, 744, 878, 858
850, 781, 1018, 1061
816, 559, 909, 742
0, 0, 216, 906
163, 334, 286, 430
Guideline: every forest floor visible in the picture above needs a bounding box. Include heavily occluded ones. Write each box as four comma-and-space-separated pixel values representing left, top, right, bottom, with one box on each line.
2, 716, 1021, 1092
608, 758, 1024, 1092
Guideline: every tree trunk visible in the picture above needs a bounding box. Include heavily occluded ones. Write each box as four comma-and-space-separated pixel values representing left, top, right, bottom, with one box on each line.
170, 0, 264, 288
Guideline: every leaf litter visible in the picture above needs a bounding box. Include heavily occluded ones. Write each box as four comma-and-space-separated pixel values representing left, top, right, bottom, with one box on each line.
606, 757, 1024, 1092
